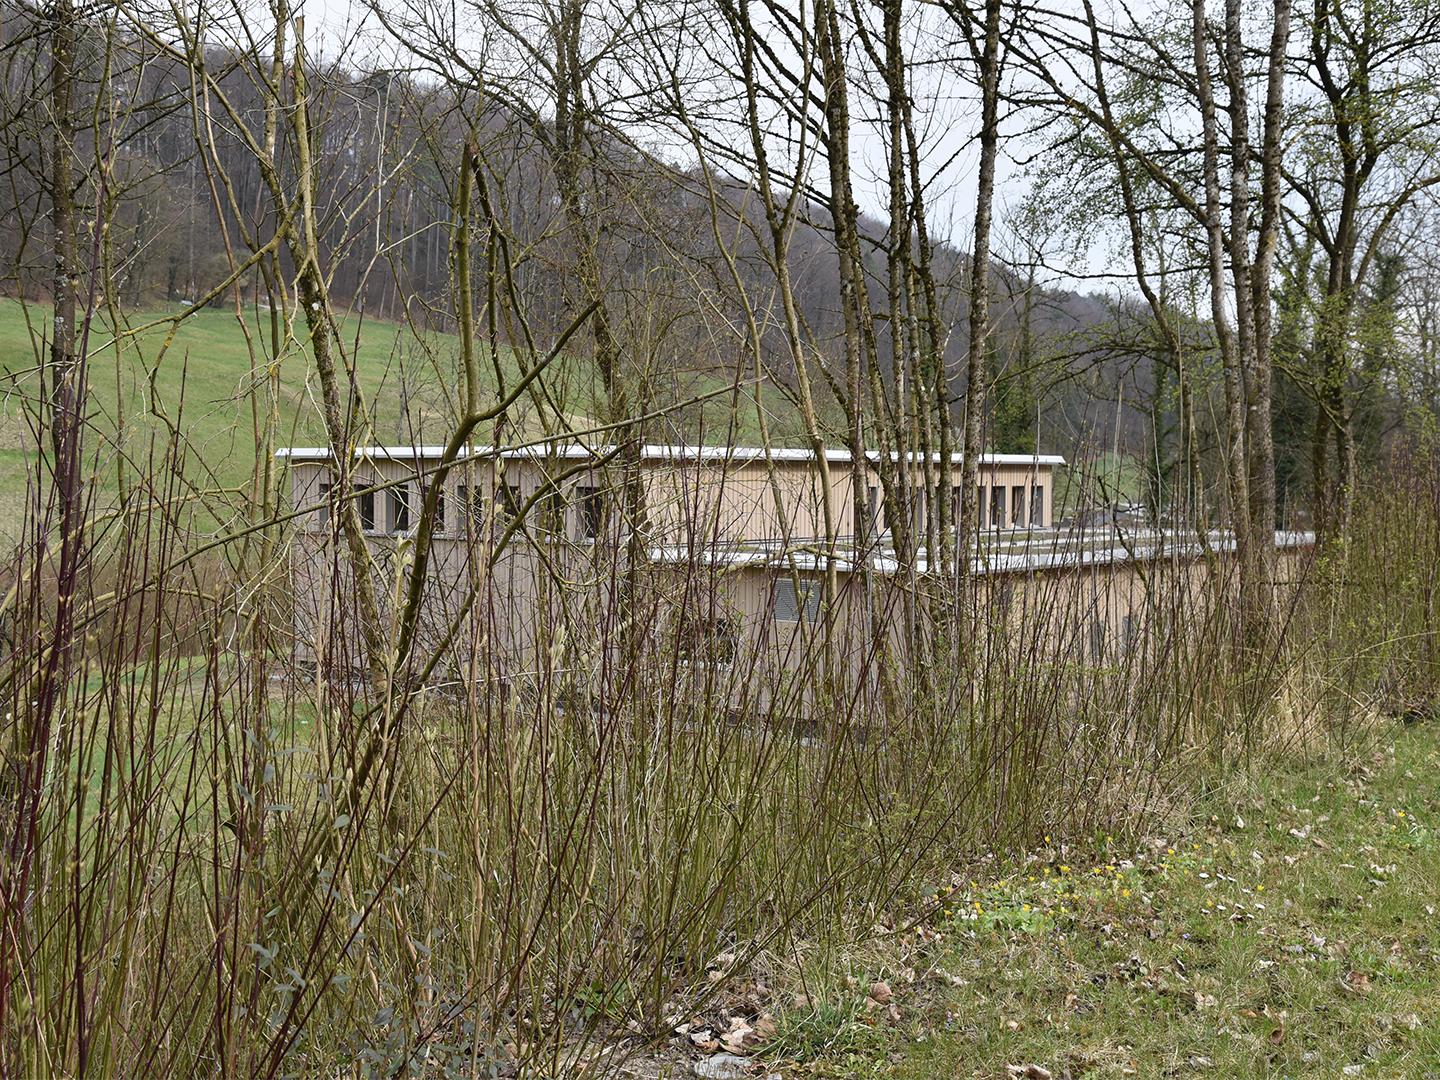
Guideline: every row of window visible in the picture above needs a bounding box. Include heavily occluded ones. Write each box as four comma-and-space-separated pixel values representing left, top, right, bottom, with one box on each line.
982, 483, 1045, 529
674, 599, 1146, 666
854, 483, 1045, 537
317, 477, 1043, 542
318, 479, 609, 540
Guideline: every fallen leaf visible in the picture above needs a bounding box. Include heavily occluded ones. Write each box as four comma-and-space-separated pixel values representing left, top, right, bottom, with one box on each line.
688, 1028, 718, 1052
1343, 971, 1373, 995
716, 1015, 755, 1054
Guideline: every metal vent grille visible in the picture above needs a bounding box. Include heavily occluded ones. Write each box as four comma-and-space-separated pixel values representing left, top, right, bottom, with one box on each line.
774, 578, 820, 623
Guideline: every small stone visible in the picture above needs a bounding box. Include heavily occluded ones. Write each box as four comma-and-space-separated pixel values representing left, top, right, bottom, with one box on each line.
691, 1052, 750, 1079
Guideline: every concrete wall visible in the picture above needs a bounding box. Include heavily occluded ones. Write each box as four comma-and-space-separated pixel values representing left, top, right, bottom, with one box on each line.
627, 540, 1314, 716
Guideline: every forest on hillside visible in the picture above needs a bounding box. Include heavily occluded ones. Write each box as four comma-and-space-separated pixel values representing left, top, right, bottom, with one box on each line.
2, 0, 1436, 520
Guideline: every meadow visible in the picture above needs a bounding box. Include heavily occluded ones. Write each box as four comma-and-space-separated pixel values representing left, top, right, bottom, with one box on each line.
751, 720, 1440, 1078
0, 297, 795, 535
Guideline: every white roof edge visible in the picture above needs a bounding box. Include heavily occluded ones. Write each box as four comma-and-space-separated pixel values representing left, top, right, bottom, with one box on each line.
646, 530, 1316, 576
274, 443, 1067, 467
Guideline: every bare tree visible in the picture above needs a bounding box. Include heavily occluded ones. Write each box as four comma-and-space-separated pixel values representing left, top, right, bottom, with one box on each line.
1011, 0, 1293, 639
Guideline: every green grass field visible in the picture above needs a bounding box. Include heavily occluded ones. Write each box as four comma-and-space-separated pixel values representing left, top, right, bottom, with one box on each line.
746, 721, 1440, 1078
0, 299, 454, 528
1052, 449, 1150, 518
0, 297, 794, 534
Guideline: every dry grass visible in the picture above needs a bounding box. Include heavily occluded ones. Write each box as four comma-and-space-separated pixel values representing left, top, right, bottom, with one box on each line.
1, 429, 1436, 1077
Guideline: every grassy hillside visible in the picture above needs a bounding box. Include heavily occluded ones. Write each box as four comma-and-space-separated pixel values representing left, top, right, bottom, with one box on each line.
0, 298, 790, 534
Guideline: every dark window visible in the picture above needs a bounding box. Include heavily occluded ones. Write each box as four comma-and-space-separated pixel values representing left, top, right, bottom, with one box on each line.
1089, 618, 1107, 662
537, 485, 565, 533
457, 485, 485, 531
678, 614, 740, 666
424, 483, 445, 532
855, 485, 878, 538
976, 485, 986, 528
388, 484, 411, 533
1012, 485, 1026, 526
990, 486, 1006, 528
498, 482, 522, 520
1031, 485, 1045, 528
910, 489, 927, 539
576, 485, 605, 540
774, 577, 821, 623
1121, 613, 1140, 655
356, 485, 376, 531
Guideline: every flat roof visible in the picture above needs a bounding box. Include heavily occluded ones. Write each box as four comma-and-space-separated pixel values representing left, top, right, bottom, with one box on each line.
645, 529, 1315, 577
275, 443, 1066, 468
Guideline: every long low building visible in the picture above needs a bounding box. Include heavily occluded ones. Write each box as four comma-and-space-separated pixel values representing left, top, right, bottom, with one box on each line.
278, 442, 1313, 715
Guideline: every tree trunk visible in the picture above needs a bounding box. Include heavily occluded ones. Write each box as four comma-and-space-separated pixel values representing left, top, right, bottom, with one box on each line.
48, 0, 77, 461
1243, 0, 1291, 628
1194, 0, 1255, 640
288, 18, 390, 696
959, 0, 1002, 647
